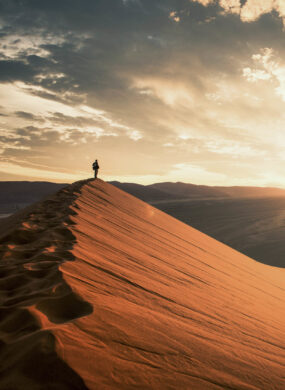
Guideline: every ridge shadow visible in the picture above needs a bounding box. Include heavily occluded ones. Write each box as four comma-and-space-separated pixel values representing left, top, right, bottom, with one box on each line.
0, 179, 94, 389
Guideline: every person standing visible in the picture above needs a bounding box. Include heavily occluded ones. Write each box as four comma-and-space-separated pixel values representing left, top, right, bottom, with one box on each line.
92, 159, 99, 179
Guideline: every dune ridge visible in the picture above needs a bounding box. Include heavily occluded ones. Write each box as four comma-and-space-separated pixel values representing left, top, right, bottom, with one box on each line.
0, 179, 284, 389
0, 180, 92, 389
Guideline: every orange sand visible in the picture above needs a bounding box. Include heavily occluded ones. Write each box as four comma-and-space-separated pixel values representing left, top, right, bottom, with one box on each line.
0, 179, 284, 389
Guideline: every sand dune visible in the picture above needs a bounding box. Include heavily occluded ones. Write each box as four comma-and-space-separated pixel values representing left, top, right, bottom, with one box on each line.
0, 179, 284, 389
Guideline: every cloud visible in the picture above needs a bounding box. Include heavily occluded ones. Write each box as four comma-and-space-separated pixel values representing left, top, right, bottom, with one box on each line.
219, 0, 241, 15
132, 78, 195, 107
0, 81, 140, 138
0, 0, 284, 185
240, 0, 285, 24
243, 67, 272, 82
0, 33, 64, 60
0, 160, 84, 182
243, 48, 285, 101
14, 111, 38, 120
0, 60, 36, 82
169, 11, 180, 22
192, 0, 214, 5
205, 138, 266, 157
192, 0, 285, 24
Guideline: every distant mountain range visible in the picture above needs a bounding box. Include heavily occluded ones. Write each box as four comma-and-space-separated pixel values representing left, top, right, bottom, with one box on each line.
109, 181, 285, 202
2, 181, 285, 214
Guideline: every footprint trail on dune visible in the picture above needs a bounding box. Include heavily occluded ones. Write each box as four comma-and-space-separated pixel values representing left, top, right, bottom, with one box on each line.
0, 180, 92, 389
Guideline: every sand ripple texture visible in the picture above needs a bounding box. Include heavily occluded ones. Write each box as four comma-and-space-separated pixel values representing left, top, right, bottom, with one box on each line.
0, 179, 284, 389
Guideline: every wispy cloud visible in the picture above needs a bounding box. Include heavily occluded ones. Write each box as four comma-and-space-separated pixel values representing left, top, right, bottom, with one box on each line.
243, 48, 285, 101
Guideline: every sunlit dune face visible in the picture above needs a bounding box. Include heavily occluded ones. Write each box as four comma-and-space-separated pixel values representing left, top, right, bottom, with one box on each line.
146, 204, 155, 218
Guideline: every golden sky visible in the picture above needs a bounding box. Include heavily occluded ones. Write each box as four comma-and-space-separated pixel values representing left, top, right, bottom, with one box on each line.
1, 0, 285, 186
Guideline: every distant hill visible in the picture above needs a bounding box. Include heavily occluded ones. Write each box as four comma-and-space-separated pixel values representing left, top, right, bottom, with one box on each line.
109, 181, 227, 202
110, 181, 285, 202
0, 181, 67, 213
108, 181, 181, 202
215, 186, 285, 198
2, 181, 285, 215
149, 182, 227, 199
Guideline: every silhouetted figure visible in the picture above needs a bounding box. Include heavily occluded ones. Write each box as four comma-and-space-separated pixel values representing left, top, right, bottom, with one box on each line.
92, 159, 99, 179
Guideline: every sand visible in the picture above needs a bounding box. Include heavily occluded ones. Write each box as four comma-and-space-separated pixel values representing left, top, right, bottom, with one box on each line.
0, 179, 284, 389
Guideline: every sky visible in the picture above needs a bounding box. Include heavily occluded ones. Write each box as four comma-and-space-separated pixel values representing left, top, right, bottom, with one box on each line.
1, 0, 285, 186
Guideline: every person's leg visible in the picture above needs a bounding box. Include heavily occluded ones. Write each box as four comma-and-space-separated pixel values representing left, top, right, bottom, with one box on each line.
95, 169, 98, 178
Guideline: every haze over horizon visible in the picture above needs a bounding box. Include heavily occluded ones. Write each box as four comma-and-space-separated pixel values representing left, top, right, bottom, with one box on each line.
1, 1, 285, 186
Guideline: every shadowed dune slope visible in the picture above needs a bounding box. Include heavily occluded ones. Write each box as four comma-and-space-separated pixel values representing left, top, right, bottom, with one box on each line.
0, 179, 285, 389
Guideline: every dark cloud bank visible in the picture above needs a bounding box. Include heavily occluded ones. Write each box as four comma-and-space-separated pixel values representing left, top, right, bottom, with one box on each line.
0, 0, 284, 183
